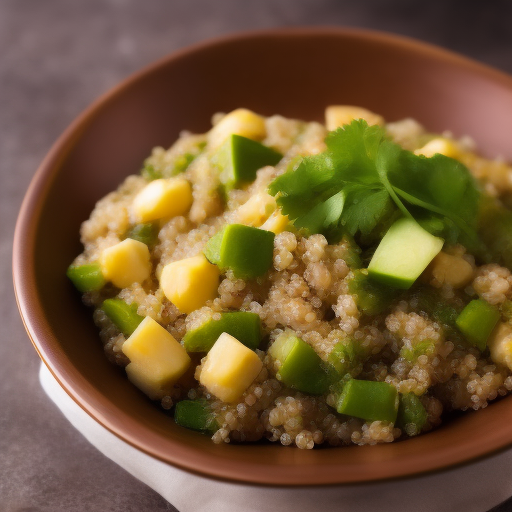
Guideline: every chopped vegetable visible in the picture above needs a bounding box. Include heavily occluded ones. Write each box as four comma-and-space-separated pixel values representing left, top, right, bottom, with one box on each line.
328, 339, 366, 376
99, 238, 151, 288
122, 317, 191, 400
199, 332, 263, 403
269, 332, 334, 395
183, 311, 261, 352
100, 298, 144, 337
456, 299, 501, 351
412, 286, 461, 337
208, 108, 266, 149
325, 105, 384, 131
124, 222, 159, 248
488, 322, 512, 371
414, 137, 461, 159
204, 224, 275, 279
67, 263, 106, 292
368, 217, 444, 289
174, 400, 218, 433
399, 339, 436, 363
396, 393, 428, 433
132, 177, 193, 223
427, 251, 474, 289
159, 255, 219, 314
212, 134, 282, 190
348, 269, 397, 315
478, 198, 512, 269
268, 120, 481, 249
336, 379, 399, 423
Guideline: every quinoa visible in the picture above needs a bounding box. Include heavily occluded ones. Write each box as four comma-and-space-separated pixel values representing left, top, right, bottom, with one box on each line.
69, 107, 512, 449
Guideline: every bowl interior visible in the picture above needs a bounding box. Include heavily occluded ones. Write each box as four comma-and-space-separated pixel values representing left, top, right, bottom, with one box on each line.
14, 28, 512, 485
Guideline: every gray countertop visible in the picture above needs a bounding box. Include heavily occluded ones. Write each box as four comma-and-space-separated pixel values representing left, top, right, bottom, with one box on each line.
2, 1, 511, 510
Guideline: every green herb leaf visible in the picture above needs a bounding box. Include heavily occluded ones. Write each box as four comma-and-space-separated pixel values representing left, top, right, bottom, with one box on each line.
268, 120, 481, 247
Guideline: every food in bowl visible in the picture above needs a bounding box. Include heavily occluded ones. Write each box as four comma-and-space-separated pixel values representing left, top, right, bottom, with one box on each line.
67, 106, 512, 449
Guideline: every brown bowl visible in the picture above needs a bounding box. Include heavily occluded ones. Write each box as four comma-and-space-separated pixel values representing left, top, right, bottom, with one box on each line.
13, 27, 512, 486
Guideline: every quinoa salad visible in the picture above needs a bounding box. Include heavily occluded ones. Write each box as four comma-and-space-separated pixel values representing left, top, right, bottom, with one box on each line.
67, 106, 512, 449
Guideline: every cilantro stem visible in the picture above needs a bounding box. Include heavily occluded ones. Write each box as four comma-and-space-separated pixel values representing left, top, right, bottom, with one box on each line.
392, 186, 477, 242
376, 167, 413, 221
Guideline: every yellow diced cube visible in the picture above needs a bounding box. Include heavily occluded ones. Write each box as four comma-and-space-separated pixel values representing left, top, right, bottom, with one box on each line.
325, 105, 384, 131
488, 322, 512, 371
122, 316, 191, 400
260, 209, 289, 234
132, 177, 193, 223
208, 108, 266, 149
199, 332, 263, 403
160, 254, 219, 314
428, 252, 474, 289
236, 192, 277, 227
414, 138, 461, 159
100, 238, 151, 288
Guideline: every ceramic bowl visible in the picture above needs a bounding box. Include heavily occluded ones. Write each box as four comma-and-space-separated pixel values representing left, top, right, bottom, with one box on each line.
13, 27, 512, 486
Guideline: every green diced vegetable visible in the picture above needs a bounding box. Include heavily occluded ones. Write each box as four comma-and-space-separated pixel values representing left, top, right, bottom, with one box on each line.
124, 223, 159, 248
456, 299, 501, 351
399, 339, 436, 362
336, 379, 398, 423
396, 393, 428, 433
172, 152, 196, 175
340, 235, 362, 269
328, 339, 365, 376
269, 332, 334, 395
478, 197, 512, 269
174, 400, 218, 433
141, 163, 162, 181
348, 269, 397, 315
413, 286, 461, 336
204, 224, 275, 279
101, 298, 145, 337
212, 134, 282, 189
67, 263, 106, 292
183, 312, 262, 352
368, 217, 444, 289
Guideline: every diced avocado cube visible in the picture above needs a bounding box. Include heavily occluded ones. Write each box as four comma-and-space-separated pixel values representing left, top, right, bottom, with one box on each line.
101, 298, 145, 337
269, 332, 334, 395
125, 222, 159, 248
67, 263, 106, 292
456, 299, 501, 351
204, 224, 275, 279
183, 311, 261, 352
348, 269, 397, 315
212, 134, 282, 189
368, 217, 444, 289
396, 393, 428, 433
174, 400, 218, 433
328, 339, 365, 376
336, 379, 399, 423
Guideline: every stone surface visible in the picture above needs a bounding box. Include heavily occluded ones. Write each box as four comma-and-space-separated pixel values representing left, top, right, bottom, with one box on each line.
2, 0, 511, 510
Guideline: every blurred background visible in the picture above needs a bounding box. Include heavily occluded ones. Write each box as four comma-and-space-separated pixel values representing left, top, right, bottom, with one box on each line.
2, 0, 511, 510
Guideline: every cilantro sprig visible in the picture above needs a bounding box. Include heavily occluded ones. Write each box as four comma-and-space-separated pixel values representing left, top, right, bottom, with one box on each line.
268, 120, 482, 249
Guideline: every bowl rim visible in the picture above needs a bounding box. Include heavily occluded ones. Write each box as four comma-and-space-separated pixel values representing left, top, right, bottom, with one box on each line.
13, 26, 512, 487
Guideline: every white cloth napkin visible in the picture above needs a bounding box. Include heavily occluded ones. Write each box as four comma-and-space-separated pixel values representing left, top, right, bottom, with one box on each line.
40, 363, 512, 512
